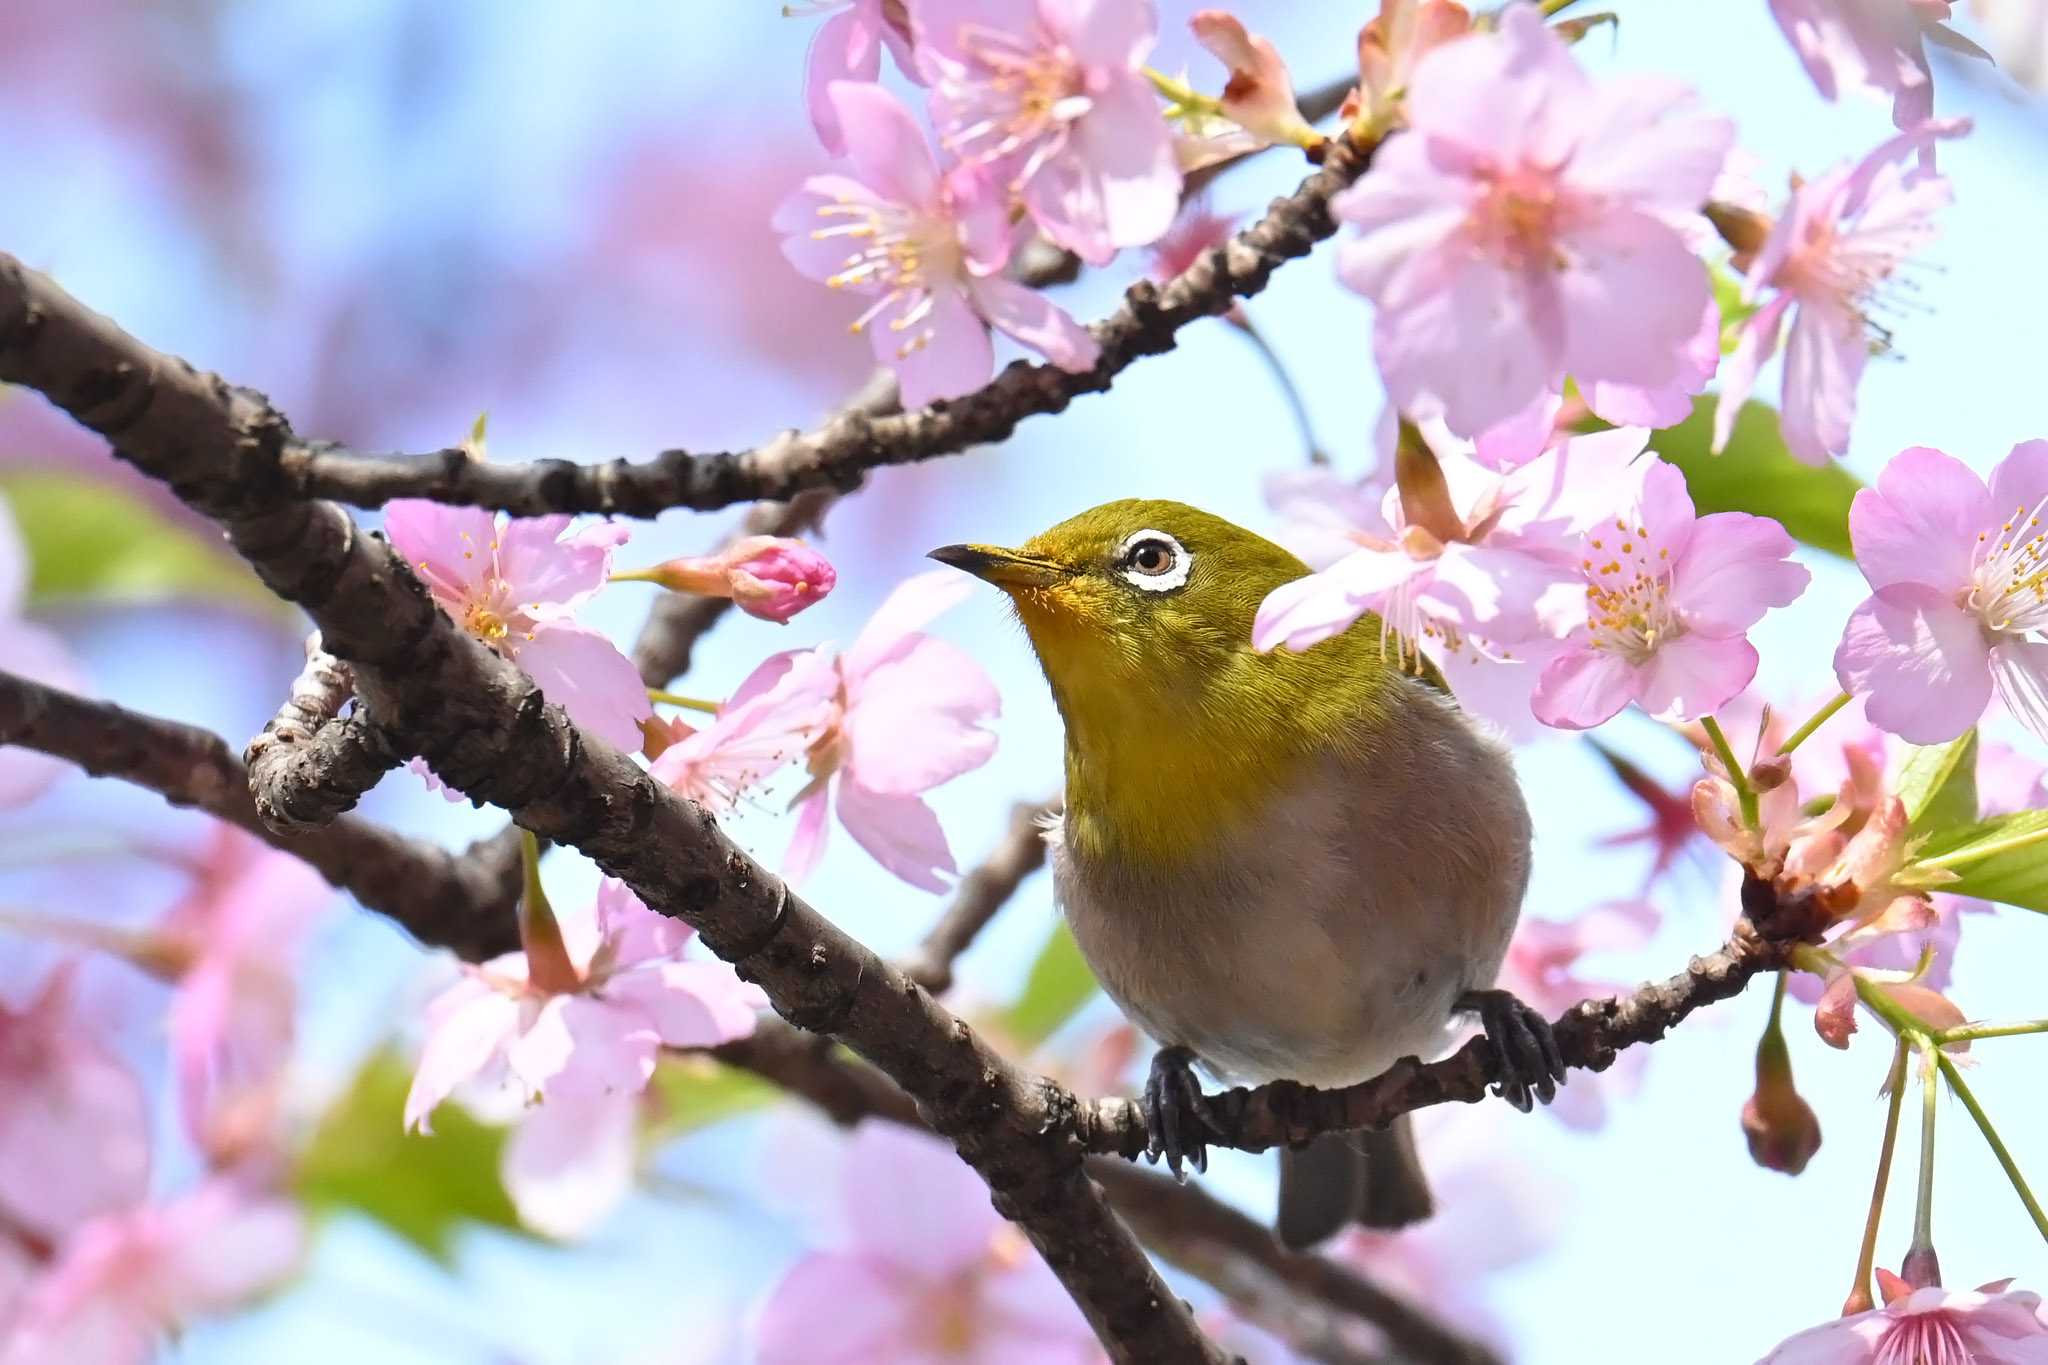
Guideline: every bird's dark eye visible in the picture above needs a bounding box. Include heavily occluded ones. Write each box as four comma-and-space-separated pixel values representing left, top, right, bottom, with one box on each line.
1114, 529, 1191, 592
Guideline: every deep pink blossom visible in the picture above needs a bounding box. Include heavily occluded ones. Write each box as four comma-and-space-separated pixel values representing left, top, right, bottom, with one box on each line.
1492, 902, 1658, 1129
754, 571, 1000, 892
0, 967, 150, 1249
1, 1180, 303, 1365
799, 0, 919, 155
776, 82, 1099, 408
0, 493, 85, 811
753, 1121, 1097, 1364
1757, 1270, 2048, 1362
1768, 0, 1987, 139
1533, 455, 1809, 729
1835, 441, 2048, 743
913, 0, 1181, 263
627, 535, 838, 624
385, 499, 650, 750
1714, 120, 1965, 464
1333, 4, 1732, 435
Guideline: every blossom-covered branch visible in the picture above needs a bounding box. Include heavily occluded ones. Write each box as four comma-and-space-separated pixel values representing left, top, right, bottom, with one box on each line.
266, 133, 1379, 518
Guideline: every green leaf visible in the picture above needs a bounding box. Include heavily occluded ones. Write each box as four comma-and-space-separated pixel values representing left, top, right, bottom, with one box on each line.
1896, 730, 1979, 837
1650, 398, 1864, 558
1916, 810, 2048, 914
643, 1056, 780, 1146
0, 471, 280, 611
1000, 921, 1099, 1048
294, 1049, 531, 1262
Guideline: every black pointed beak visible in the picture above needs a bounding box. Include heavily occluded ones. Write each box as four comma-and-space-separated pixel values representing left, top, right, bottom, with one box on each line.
927, 543, 1073, 590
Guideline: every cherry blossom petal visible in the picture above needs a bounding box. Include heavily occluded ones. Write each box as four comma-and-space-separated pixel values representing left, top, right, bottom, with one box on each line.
1531, 648, 1639, 730
829, 80, 940, 209
513, 995, 659, 1102
844, 571, 976, 681
1848, 446, 1991, 595
804, 8, 885, 155
1814, 970, 1859, 1048
603, 961, 766, 1048
1044, 0, 1157, 68
0, 622, 84, 809
841, 1121, 1004, 1278
885, 285, 995, 408
1428, 543, 1582, 643
1986, 438, 2048, 530
1062, 72, 1181, 252
501, 1088, 640, 1240
1989, 636, 2048, 745
1376, 253, 1557, 436
755, 1253, 920, 1365
1570, 73, 1733, 209
404, 979, 522, 1132
967, 275, 1101, 372
511, 622, 654, 750
843, 635, 998, 795
384, 500, 497, 604
1252, 551, 1426, 653
1779, 300, 1867, 464
775, 176, 890, 281
1406, 4, 1588, 160
1555, 211, 1713, 389
1835, 584, 1994, 743
594, 878, 692, 965
1632, 633, 1759, 723
496, 516, 623, 610
783, 786, 833, 885
1669, 513, 1810, 634
836, 782, 956, 892
1710, 294, 1792, 452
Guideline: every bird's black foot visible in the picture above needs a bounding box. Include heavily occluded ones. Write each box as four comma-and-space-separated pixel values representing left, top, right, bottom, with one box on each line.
1143, 1045, 1219, 1181
1456, 988, 1567, 1113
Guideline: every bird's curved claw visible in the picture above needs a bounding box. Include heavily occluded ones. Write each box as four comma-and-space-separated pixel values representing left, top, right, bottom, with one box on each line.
1457, 988, 1567, 1113
1143, 1045, 1219, 1181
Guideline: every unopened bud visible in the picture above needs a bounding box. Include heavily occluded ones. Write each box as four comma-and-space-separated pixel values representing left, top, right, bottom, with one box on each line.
618, 536, 837, 623
1191, 11, 1324, 151
1742, 1008, 1822, 1174
1900, 1244, 1942, 1290
1705, 201, 1772, 270
1749, 754, 1792, 793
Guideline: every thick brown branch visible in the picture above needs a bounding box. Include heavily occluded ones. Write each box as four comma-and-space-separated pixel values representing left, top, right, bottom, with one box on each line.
902, 798, 1056, 994
270, 134, 1379, 517
0, 670, 519, 960
244, 631, 401, 832
0, 255, 1223, 1363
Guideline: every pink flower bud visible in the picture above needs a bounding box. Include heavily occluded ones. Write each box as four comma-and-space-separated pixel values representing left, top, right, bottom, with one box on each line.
1742, 1021, 1822, 1175
635, 537, 837, 624
1190, 11, 1321, 149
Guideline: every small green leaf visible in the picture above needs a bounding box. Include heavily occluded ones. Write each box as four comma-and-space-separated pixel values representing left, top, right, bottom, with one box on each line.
295, 1049, 531, 1262
1916, 810, 2048, 913
1000, 921, 1099, 1048
1651, 399, 1864, 558
643, 1056, 780, 1146
1896, 730, 1979, 836
1, 471, 280, 611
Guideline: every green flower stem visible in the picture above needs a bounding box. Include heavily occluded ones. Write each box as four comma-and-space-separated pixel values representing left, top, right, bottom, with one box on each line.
1700, 714, 1759, 832
1777, 691, 1853, 758
1916, 820, 2048, 871
1933, 1018, 2048, 1045
1908, 1034, 1939, 1269
647, 689, 721, 715
1143, 67, 1225, 120
1224, 313, 1326, 465
1846, 1041, 1909, 1315
1539, 0, 1579, 13
1935, 1051, 2048, 1245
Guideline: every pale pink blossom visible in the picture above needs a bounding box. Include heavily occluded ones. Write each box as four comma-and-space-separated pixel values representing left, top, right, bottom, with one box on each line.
650, 650, 841, 811
0, 493, 85, 811
0, 967, 149, 1248
753, 1121, 1097, 1365
1768, 0, 1987, 139
1352, 0, 1474, 132
1189, 11, 1318, 150
1757, 1270, 2048, 1362
1334, 4, 1732, 436
1584, 299, 1722, 430
1533, 454, 1809, 729
1713, 120, 1965, 464
765, 571, 1000, 892
625, 535, 838, 624
385, 499, 651, 750
1, 1180, 303, 1365
776, 82, 1099, 408
1491, 901, 1658, 1129
913, 0, 1182, 263
1835, 441, 2048, 743
799, 0, 920, 155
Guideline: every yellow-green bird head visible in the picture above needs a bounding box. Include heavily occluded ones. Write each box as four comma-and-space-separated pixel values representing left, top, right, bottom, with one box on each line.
930, 499, 1418, 864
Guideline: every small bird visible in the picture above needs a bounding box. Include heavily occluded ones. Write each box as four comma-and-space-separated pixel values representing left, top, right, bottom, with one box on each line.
931, 499, 1564, 1247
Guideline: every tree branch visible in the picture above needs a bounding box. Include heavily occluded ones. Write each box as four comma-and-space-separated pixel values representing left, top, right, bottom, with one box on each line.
244, 631, 402, 832
0, 253, 1227, 1363
268, 133, 1380, 517
902, 797, 1056, 994
0, 669, 519, 960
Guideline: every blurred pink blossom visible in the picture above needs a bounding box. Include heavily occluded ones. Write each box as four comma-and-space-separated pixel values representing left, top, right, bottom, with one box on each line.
1491, 901, 1659, 1129
764, 571, 1001, 892
627, 536, 838, 624
1145, 200, 1239, 286
1757, 1270, 2048, 1362
0, 967, 150, 1249
1714, 120, 1965, 464
753, 1121, 1097, 1364
1333, 4, 1731, 436
650, 650, 841, 812
776, 82, 1099, 408
1584, 300, 1722, 431
1, 1179, 303, 1365
0, 492, 85, 811
799, 0, 920, 154
1353, 0, 1474, 131
385, 500, 651, 750
1533, 455, 1809, 729
914, 0, 1181, 263
1767, 0, 1987, 140
1188, 12, 1317, 150
1835, 441, 2048, 744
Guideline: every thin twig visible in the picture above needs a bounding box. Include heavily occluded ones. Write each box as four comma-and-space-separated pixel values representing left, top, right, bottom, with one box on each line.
902, 799, 1056, 995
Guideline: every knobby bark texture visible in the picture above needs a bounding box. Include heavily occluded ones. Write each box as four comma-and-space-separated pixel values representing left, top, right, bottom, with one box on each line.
244, 631, 403, 832
269, 133, 1380, 517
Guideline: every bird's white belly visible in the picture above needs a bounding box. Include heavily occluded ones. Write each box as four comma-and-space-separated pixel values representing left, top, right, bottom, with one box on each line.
1051, 694, 1530, 1087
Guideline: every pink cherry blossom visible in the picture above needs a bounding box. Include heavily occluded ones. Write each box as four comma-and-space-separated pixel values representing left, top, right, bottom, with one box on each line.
0, 492, 86, 811
753, 1121, 1097, 1365
385, 499, 651, 750
763, 571, 1000, 892
1834, 441, 2048, 744
1584, 299, 1722, 430
1767, 0, 1987, 139
0, 967, 150, 1249
1333, 4, 1733, 436
798, 0, 920, 155
1491, 901, 1658, 1129
627, 535, 838, 624
1188, 12, 1317, 151
1713, 120, 1965, 464
1757, 1270, 2048, 1362
776, 82, 1099, 408
650, 650, 840, 811
1145, 199, 1239, 286
405, 877, 766, 1136
1, 1179, 303, 1365
1532, 455, 1809, 729
913, 0, 1181, 264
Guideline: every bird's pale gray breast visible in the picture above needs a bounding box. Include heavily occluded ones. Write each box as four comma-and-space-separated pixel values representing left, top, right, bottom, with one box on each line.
1051, 679, 1532, 1087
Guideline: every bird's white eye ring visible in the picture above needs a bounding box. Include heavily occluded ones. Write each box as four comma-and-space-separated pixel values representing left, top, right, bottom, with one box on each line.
1115, 529, 1191, 592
